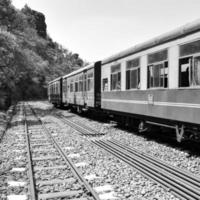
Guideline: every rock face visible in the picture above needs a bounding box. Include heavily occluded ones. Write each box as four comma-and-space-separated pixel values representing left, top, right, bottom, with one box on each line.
22, 5, 47, 38
32, 9, 47, 38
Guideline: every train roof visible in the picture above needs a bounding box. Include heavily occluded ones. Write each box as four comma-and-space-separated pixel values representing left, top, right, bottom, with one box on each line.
48, 76, 62, 85
102, 19, 200, 65
62, 63, 94, 79
48, 63, 94, 84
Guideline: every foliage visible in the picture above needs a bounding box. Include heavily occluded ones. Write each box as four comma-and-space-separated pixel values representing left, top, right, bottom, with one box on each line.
0, 1, 85, 109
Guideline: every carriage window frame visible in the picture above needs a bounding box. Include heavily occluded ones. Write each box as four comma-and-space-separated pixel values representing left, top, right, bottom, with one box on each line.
102, 78, 108, 91
70, 79, 74, 92
83, 73, 87, 92
126, 58, 140, 90
55, 83, 58, 94
79, 74, 83, 92
180, 39, 200, 57
179, 52, 200, 88
75, 76, 79, 92
63, 78, 67, 93
87, 71, 94, 91
147, 49, 168, 89
57, 82, 59, 93
111, 64, 121, 91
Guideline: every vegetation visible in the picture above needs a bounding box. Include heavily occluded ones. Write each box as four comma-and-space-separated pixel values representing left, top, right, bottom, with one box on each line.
0, 0, 86, 109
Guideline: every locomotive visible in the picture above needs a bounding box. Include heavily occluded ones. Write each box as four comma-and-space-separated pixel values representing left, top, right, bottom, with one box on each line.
48, 19, 200, 142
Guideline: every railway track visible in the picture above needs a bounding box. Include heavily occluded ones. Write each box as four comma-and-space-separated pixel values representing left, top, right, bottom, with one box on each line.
56, 114, 200, 200
56, 114, 104, 136
24, 103, 100, 200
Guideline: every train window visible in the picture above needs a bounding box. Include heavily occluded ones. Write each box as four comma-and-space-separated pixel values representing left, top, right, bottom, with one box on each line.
56, 83, 59, 94
126, 58, 140, 89
147, 50, 168, 89
148, 49, 168, 64
63, 79, 67, 93
148, 62, 168, 88
87, 72, 93, 91
180, 40, 200, 57
70, 80, 73, 92
75, 76, 79, 92
79, 75, 83, 92
179, 57, 190, 87
75, 82, 78, 92
193, 56, 200, 85
84, 74, 87, 91
103, 78, 108, 91
53, 84, 55, 94
179, 56, 200, 87
111, 64, 121, 90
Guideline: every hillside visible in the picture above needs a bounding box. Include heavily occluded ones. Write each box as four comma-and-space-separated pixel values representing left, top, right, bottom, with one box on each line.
0, 0, 86, 109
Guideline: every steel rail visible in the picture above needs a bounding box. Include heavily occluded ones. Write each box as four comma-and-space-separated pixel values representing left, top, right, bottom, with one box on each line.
23, 104, 37, 200
59, 116, 95, 135
27, 104, 101, 200
93, 140, 200, 200
74, 119, 99, 134
109, 139, 200, 185
57, 115, 102, 136
103, 140, 200, 192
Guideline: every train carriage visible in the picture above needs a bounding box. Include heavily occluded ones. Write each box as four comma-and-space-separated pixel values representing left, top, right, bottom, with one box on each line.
101, 20, 200, 142
48, 19, 200, 142
62, 61, 101, 110
48, 77, 63, 107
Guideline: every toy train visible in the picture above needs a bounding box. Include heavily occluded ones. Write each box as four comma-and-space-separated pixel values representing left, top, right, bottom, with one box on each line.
48, 19, 200, 142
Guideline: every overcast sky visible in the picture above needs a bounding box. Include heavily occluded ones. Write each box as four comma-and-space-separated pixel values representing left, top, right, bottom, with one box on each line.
12, 0, 200, 62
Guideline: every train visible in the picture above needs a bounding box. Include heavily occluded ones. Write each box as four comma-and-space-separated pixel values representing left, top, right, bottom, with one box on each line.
48, 19, 200, 142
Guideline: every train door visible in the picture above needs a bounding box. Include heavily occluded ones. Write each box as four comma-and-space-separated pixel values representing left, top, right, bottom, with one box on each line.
83, 71, 87, 106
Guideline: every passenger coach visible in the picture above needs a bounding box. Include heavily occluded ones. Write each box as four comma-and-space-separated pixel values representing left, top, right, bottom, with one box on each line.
62, 61, 101, 111
48, 19, 200, 142
101, 20, 200, 142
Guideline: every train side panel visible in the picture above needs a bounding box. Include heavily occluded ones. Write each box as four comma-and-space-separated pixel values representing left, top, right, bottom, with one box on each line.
102, 89, 200, 125
101, 28, 200, 130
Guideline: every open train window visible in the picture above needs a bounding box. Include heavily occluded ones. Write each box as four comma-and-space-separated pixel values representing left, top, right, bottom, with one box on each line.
179, 40, 200, 87
147, 49, 168, 88
179, 56, 200, 87
111, 64, 121, 91
126, 58, 140, 89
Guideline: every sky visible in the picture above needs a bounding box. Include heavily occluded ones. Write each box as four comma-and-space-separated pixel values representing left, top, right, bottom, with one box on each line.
12, 0, 200, 62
